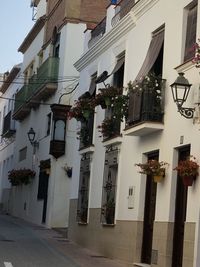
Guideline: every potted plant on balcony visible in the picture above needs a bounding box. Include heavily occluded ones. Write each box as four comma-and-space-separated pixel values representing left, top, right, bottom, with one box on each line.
135, 160, 169, 183
95, 86, 123, 109
173, 156, 199, 186
8, 168, 36, 186
69, 98, 95, 121
97, 118, 120, 139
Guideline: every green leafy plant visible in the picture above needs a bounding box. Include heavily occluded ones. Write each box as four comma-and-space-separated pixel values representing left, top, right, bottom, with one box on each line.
173, 156, 199, 177
97, 118, 120, 139
68, 98, 95, 121
127, 72, 162, 93
95, 86, 122, 107
135, 160, 168, 176
8, 168, 36, 186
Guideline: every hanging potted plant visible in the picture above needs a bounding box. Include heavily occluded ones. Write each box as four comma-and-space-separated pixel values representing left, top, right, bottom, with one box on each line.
94, 86, 123, 109
135, 160, 169, 183
68, 98, 95, 121
8, 168, 36, 186
97, 118, 120, 139
173, 156, 199, 186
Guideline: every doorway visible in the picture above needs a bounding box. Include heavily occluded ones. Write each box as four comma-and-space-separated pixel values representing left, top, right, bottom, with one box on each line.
172, 146, 190, 267
141, 152, 158, 264
37, 171, 49, 224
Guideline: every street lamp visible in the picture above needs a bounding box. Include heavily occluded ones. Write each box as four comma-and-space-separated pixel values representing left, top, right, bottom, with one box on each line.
27, 127, 39, 153
170, 72, 194, 119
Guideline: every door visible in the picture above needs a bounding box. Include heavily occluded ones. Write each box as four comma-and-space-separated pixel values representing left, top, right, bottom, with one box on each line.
37, 171, 49, 224
172, 147, 190, 267
141, 153, 158, 264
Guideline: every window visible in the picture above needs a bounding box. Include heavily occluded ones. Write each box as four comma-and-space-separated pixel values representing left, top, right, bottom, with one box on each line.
101, 147, 118, 225
77, 153, 91, 223
102, 54, 125, 139
79, 73, 97, 149
46, 113, 51, 136
53, 33, 60, 57
38, 51, 44, 67
127, 28, 165, 125
184, 2, 197, 62
24, 71, 28, 84
112, 53, 125, 87
19, 147, 27, 162
24, 61, 35, 84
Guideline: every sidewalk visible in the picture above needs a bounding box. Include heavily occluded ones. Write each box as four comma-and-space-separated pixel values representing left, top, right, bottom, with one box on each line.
37, 226, 129, 267
3, 214, 129, 267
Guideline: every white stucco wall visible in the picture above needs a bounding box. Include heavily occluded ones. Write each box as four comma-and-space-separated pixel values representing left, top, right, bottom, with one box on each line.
72, 0, 200, 226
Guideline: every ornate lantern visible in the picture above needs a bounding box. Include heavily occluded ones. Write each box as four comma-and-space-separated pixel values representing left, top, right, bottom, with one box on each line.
170, 72, 194, 119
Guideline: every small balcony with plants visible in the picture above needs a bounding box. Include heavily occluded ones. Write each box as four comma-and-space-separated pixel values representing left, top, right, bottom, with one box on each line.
95, 86, 128, 141
13, 57, 59, 120
124, 73, 165, 136
69, 96, 95, 150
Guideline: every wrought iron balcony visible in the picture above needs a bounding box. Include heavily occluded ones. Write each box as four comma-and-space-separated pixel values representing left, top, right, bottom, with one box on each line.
111, 0, 135, 27
13, 57, 59, 120
125, 79, 166, 136
79, 114, 94, 150
88, 17, 106, 48
2, 111, 16, 138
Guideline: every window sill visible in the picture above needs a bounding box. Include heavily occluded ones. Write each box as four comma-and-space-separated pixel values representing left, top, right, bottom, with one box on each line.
102, 135, 122, 147
79, 145, 95, 155
175, 59, 194, 73
77, 222, 88, 226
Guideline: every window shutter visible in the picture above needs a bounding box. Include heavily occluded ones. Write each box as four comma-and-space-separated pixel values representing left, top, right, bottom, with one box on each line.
134, 29, 164, 82
184, 4, 197, 61
128, 89, 142, 123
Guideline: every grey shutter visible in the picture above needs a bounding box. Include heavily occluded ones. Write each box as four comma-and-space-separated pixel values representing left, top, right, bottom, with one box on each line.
184, 4, 197, 61
111, 56, 125, 75
89, 75, 97, 96
134, 29, 164, 82
128, 89, 143, 123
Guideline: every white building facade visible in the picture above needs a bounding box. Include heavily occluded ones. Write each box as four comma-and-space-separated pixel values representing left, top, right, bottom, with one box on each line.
7, 0, 109, 228
0, 65, 21, 213
68, 0, 200, 267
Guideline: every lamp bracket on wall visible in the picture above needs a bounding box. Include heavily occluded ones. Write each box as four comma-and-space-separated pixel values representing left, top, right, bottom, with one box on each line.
177, 106, 194, 119
170, 72, 194, 119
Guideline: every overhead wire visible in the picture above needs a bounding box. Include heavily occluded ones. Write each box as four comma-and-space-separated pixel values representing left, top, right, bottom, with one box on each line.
0, 82, 79, 106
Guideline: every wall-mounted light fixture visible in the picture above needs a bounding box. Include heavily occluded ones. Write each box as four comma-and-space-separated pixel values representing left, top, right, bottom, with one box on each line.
27, 127, 39, 153
170, 72, 194, 119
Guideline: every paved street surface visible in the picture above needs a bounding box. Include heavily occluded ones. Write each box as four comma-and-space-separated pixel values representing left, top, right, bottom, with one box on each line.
0, 214, 126, 267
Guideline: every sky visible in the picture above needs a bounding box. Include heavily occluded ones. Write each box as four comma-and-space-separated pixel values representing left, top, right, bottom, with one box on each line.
0, 1, 34, 73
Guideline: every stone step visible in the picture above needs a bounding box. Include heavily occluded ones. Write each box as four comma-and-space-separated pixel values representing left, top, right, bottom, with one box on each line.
133, 263, 151, 267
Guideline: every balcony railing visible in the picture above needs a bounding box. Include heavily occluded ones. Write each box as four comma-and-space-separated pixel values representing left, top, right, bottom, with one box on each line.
2, 111, 16, 138
88, 17, 106, 48
127, 79, 165, 126
13, 57, 59, 120
112, 0, 135, 27
79, 115, 94, 149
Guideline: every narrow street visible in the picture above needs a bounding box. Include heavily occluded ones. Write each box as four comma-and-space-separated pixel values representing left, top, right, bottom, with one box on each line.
0, 214, 125, 267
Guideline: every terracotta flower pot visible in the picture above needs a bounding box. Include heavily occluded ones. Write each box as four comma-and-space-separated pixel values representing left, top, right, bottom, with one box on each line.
182, 176, 195, 186
153, 175, 164, 183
